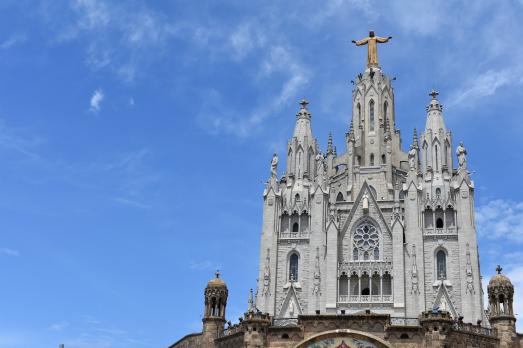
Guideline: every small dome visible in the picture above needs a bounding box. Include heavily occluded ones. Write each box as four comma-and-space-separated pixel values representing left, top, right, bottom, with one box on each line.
488, 265, 513, 289
207, 270, 227, 288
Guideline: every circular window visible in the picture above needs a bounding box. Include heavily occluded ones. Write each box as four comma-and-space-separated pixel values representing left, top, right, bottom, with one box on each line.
353, 223, 379, 258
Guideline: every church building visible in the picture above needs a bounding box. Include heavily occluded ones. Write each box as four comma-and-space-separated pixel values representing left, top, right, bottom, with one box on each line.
170, 31, 522, 348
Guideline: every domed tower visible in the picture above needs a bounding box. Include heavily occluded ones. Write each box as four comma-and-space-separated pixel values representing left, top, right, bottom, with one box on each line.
202, 271, 228, 348
488, 265, 517, 348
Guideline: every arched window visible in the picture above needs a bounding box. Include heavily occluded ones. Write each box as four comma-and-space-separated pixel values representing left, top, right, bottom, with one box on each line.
436, 218, 444, 229
292, 222, 299, 233
369, 100, 375, 132
350, 274, 359, 295
361, 273, 370, 295
353, 222, 379, 262
336, 192, 344, 202
370, 153, 375, 166
339, 274, 348, 296
371, 273, 381, 295
382, 273, 392, 295
383, 101, 388, 125
289, 253, 299, 281
381, 154, 386, 164
436, 188, 441, 199
436, 250, 447, 280
357, 103, 361, 124
295, 194, 300, 202
435, 145, 439, 171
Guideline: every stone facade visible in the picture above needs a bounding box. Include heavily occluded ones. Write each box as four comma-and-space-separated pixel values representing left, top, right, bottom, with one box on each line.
170, 42, 521, 348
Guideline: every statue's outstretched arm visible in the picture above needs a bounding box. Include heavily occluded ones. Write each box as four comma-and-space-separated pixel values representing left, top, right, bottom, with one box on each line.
376, 36, 392, 43
352, 38, 369, 46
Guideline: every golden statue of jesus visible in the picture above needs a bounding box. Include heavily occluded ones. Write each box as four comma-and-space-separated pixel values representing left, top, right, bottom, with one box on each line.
352, 31, 392, 68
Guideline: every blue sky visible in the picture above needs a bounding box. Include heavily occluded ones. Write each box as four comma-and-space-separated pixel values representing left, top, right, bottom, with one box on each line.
0, 0, 523, 347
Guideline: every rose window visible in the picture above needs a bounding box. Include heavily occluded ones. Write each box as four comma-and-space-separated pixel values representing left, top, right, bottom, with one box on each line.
353, 223, 379, 255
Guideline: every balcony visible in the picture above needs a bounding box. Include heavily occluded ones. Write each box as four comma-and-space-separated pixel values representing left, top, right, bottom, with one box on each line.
338, 294, 393, 303
279, 231, 310, 240
423, 226, 457, 236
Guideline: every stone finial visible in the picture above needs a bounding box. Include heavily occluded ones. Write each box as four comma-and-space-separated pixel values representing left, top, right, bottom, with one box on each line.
299, 98, 309, 110
248, 288, 255, 312
429, 89, 439, 99
327, 133, 333, 154
412, 128, 419, 148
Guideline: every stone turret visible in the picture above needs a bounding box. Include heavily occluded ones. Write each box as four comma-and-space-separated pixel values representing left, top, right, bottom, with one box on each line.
286, 99, 317, 181
202, 271, 228, 348
488, 265, 517, 348
420, 90, 453, 176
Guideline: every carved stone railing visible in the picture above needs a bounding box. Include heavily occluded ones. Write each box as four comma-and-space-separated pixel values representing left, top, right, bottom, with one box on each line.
272, 318, 299, 327
390, 317, 420, 326
424, 227, 457, 236
338, 261, 393, 275
338, 294, 393, 304
280, 231, 310, 240
452, 322, 497, 337
220, 324, 243, 337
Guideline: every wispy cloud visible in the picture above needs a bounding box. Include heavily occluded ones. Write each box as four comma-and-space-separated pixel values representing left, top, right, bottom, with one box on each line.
189, 260, 222, 271
89, 89, 104, 113
0, 34, 26, 49
476, 199, 523, 242
201, 44, 310, 138
0, 119, 44, 158
0, 248, 20, 257
113, 197, 150, 210
446, 69, 523, 108
49, 322, 69, 331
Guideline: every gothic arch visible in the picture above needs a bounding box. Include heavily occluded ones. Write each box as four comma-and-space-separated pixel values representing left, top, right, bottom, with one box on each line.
434, 246, 448, 280
293, 329, 394, 348
287, 250, 300, 281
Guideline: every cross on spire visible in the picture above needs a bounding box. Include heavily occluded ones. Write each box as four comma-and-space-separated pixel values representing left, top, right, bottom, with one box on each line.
496, 265, 503, 274
299, 98, 309, 110
429, 89, 439, 99
215, 269, 221, 278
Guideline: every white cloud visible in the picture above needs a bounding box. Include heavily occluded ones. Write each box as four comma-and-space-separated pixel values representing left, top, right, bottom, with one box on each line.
447, 69, 523, 107
203, 44, 310, 138
48, 322, 69, 331
113, 197, 150, 210
229, 23, 266, 61
0, 248, 20, 257
189, 260, 222, 271
89, 89, 104, 113
476, 199, 523, 242
0, 34, 26, 49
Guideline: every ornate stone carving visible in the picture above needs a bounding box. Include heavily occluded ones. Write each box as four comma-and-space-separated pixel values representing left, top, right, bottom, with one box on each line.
262, 248, 271, 296
408, 145, 417, 170
465, 243, 474, 294
312, 247, 321, 296
411, 244, 419, 294
456, 141, 467, 170
270, 153, 278, 178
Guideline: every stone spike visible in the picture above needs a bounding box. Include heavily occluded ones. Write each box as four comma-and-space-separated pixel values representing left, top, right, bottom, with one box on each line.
327, 133, 333, 154
413, 128, 419, 148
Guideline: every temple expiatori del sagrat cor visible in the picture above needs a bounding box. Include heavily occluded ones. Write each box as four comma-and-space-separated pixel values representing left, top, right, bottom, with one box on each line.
170, 31, 522, 348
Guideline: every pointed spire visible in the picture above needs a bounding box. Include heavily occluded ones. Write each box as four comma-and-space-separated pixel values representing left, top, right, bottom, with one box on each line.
248, 288, 255, 312
296, 98, 311, 120
327, 132, 333, 154
425, 89, 446, 133
347, 119, 355, 142
333, 146, 337, 156
413, 128, 419, 149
